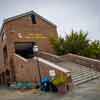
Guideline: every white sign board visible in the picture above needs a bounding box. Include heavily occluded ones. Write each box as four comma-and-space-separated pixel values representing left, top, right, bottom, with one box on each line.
49, 70, 56, 77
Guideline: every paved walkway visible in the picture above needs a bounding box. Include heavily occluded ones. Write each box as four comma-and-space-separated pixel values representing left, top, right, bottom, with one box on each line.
0, 78, 100, 100
0, 60, 100, 100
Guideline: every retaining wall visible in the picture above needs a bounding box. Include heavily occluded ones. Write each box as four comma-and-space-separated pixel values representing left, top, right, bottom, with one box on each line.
61, 53, 100, 71
39, 51, 62, 63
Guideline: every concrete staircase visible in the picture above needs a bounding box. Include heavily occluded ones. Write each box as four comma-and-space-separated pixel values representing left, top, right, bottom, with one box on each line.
58, 61, 100, 85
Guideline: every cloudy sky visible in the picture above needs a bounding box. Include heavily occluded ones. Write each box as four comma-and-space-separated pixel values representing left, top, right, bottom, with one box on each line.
0, 0, 100, 40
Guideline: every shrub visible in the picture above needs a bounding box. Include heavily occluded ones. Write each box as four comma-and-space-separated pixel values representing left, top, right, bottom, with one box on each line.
50, 30, 100, 59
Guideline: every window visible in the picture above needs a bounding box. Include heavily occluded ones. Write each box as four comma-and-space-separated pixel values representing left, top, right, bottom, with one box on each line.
31, 14, 36, 24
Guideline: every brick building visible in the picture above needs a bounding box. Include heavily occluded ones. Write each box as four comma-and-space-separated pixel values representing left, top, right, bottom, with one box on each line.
0, 11, 71, 86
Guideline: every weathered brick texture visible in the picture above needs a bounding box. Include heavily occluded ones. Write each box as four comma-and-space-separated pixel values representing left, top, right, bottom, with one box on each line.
0, 12, 58, 84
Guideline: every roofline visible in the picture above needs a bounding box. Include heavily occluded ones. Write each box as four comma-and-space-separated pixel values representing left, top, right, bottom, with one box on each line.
0, 10, 57, 36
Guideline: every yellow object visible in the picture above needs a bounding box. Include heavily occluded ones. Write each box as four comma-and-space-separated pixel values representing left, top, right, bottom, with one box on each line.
52, 73, 71, 86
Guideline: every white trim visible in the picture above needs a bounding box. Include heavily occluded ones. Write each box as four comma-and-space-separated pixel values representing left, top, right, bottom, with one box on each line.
34, 57, 70, 73
41, 51, 60, 58
15, 54, 28, 62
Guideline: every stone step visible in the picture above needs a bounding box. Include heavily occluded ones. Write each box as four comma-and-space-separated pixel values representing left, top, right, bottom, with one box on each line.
72, 68, 94, 72
58, 62, 100, 85
73, 75, 92, 83
72, 72, 97, 80
72, 68, 99, 74
63, 66, 91, 70
72, 69, 100, 85
73, 73, 98, 82
74, 75, 100, 85
71, 71, 96, 77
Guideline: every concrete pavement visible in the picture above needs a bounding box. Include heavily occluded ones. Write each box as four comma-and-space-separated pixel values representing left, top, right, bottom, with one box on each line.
0, 78, 100, 100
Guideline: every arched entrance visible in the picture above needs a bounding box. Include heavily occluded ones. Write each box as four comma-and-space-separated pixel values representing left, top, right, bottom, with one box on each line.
15, 42, 36, 58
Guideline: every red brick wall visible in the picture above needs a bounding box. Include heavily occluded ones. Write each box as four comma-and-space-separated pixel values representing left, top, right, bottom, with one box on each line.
39, 51, 63, 63
4, 15, 58, 53
0, 13, 58, 84
13, 54, 38, 82
0, 14, 58, 74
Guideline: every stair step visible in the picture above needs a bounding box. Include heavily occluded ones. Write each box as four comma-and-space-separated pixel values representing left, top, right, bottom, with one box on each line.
73, 74, 100, 83
72, 71, 96, 77
65, 66, 91, 70
74, 75, 100, 85
72, 70, 94, 74
72, 71, 100, 77
58, 62, 100, 86
72, 73, 97, 80
73, 74, 99, 82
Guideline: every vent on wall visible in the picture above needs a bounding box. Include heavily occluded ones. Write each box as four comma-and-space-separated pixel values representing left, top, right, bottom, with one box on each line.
31, 14, 36, 24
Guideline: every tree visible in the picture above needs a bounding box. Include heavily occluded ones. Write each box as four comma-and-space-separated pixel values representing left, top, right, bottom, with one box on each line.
83, 40, 100, 58
50, 30, 100, 59
64, 30, 89, 55
49, 37, 66, 55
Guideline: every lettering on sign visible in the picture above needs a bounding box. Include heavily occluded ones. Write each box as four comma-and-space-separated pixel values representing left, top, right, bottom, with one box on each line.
17, 33, 47, 40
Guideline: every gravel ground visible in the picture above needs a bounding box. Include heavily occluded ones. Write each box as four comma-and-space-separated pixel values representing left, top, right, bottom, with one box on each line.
0, 78, 100, 100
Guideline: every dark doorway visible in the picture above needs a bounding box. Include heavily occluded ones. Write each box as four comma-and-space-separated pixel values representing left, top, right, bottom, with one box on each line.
15, 42, 35, 58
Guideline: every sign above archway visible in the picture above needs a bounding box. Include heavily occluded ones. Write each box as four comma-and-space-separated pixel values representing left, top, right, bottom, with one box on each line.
17, 33, 48, 40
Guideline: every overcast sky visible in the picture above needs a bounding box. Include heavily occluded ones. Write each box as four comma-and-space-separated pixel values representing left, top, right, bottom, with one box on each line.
0, 0, 100, 40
